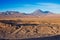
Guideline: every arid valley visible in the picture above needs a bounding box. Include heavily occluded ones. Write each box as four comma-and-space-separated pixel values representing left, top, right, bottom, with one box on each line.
0, 10, 60, 40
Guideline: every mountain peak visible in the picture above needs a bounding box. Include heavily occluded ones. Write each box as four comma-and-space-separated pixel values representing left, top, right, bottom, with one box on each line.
31, 9, 43, 15
31, 9, 54, 15
34, 9, 43, 13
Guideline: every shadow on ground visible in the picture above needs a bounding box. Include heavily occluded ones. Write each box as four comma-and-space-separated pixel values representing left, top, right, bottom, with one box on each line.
21, 35, 60, 40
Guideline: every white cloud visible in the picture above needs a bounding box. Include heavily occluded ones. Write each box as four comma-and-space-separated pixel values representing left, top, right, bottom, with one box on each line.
35, 3, 60, 13
38, 3, 60, 8
22, 3, 60, 13
4, 3, 60, 13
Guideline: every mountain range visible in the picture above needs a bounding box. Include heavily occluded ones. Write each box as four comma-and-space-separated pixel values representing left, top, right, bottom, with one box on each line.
0, 9, 60, 18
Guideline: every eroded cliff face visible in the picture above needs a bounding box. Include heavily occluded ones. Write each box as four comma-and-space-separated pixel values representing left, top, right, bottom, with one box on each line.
0, 20, 60, 39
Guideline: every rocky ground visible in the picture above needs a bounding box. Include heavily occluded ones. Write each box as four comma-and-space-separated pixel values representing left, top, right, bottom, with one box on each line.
0, 20, 60, 39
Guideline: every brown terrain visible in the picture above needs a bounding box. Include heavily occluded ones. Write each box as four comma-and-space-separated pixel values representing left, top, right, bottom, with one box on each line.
0, 9, 60, 40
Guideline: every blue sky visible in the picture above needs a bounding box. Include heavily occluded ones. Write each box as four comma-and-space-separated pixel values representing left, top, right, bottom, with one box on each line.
0, 0, 60, 13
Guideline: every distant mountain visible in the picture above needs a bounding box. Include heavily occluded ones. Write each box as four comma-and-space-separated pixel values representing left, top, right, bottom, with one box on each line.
31, 9, 54, 16
0, 9, 58, 18
31, 9, 44, 15
0, 11, 20, 15
0, 9, 54, 15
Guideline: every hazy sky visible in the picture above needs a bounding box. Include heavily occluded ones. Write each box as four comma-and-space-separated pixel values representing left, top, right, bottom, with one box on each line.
0, 0, 60, 13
